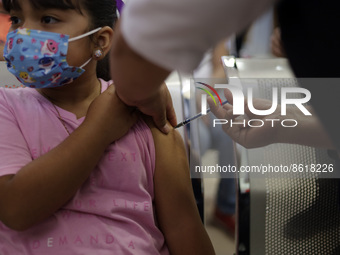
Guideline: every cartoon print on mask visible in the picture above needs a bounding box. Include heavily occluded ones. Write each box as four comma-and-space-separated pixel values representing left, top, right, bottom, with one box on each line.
17, 28, 31, 36
38, 57, 57, 74
19, 72, 36, 83
49, 73, 62, 84
40, 39, 59, 56
4, 57, 12, 69
7, 38, 14, 53
59, 77, 75, 86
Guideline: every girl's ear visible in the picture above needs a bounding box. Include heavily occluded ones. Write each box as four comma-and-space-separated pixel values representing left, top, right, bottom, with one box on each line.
93, 26, 114, 60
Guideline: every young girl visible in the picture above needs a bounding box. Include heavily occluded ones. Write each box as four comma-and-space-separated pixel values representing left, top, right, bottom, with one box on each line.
0, 0, 215, 254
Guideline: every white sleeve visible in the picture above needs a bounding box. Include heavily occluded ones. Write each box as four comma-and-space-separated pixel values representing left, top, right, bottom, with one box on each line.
121, 0, 275, 73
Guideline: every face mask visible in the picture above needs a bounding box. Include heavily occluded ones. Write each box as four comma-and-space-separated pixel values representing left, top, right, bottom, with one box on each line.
3, 27, 102, 88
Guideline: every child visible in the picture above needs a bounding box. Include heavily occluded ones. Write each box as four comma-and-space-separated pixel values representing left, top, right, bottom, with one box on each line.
0, 0, 215, 254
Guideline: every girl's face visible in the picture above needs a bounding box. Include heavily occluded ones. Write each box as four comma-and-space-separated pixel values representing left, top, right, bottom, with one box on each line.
8, 0, 94, 70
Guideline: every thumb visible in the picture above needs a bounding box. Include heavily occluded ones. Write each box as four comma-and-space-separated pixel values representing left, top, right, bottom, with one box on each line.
106, 84, 115, 94
153, 113, 171, 134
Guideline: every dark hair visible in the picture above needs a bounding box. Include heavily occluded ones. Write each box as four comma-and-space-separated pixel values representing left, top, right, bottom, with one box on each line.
3, 0, 117, 81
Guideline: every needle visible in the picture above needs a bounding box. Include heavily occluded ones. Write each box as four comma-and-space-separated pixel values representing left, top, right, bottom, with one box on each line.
174, 100, 229, 129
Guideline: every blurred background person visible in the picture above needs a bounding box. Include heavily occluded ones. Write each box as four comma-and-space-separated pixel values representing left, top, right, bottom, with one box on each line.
0, 0, 10, 61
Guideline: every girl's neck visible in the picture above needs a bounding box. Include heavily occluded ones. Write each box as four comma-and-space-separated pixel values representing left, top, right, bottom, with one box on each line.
38, 73, 102, 118
39, 70, 101, 101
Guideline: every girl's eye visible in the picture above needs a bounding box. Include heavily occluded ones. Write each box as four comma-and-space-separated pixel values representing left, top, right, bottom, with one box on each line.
41, 16, 59, 24
10, 16, 21, 25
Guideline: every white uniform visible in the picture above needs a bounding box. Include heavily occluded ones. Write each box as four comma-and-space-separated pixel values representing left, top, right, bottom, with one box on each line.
121, 0, 274, 73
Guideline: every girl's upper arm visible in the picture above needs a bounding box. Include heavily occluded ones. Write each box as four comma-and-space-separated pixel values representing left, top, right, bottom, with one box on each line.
0, 94, 32, 176
0, 94, 32, 228
147, 120, 215, 255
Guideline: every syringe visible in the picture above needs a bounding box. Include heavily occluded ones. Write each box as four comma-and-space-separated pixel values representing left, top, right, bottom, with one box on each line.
174, 99, 229, 129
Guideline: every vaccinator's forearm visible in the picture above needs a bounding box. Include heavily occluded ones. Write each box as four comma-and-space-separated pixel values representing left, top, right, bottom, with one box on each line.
110, 21, 171, 106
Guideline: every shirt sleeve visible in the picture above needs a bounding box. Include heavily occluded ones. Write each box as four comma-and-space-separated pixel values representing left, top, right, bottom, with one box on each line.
0, 90, 32, 176
121, 0, 274, 73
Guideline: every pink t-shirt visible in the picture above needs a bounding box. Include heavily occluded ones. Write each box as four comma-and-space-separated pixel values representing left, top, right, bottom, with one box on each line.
0, 80, 169, 255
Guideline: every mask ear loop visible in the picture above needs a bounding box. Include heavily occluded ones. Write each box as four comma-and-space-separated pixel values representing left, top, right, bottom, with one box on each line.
69, 27, 103, 69
79, 58, 92, 69
80, 47, 104, 69
69, 27, 102, 42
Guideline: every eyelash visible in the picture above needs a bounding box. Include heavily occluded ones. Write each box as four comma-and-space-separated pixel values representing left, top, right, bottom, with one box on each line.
41, 16, 59, 24
9, 15, 59, 26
